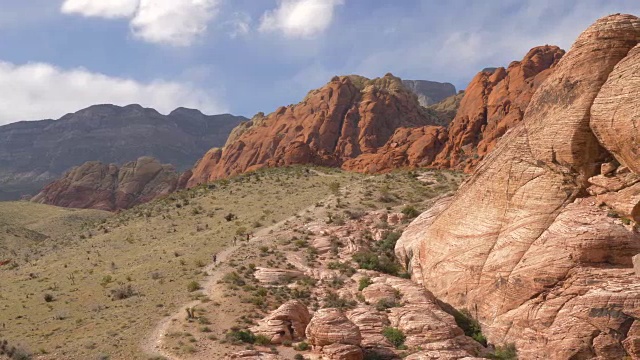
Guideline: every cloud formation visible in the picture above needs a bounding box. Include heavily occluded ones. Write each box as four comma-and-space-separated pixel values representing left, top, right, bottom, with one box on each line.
259, 0, 343, 38
60, 0, 220, 46
0, 61, 227, 124
61, 0, 139, 18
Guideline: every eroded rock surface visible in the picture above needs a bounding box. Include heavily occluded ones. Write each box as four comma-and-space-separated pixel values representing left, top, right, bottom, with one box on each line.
396, 14, 640, 359
31, 157, 178, 211
250, 300, 311, 344
306, 308, 362, 347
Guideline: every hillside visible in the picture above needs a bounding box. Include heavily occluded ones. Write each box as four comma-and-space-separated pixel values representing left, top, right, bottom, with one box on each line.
0, 105, 247, 200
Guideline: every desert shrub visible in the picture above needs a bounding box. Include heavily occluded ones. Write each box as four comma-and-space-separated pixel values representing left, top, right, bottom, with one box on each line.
294, 354, 304, 360
327, 261, 356, 276
43, 293, 54, 303
401, 205, 420, 218
358, 276, 373, 291
110, 285, 136, 300
323, 292, 356, 310
487, 343, 518, 360
254, 335, 271, 346
352, 251, 400, 275
225, 329, 256, 344
294, 341, 310, 351
223, 272, 246, 286
382, 327, 406, 348
375, 298, 400, 311
451, 309, 486, 346
187, 281, 201, 292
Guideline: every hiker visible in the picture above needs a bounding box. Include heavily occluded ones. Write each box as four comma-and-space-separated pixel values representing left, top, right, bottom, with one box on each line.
246, 233, 250, 241
233, 236, 237, 245
213, 254, 217, 264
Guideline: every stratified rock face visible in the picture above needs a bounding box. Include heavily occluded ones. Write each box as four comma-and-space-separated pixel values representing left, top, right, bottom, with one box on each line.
396, 14, 640, 359
187, 47, 563, 186
186, 74, 445, 186
31, 157, 178, 211
401, 80, 457, 107
321, 343, 364, 360
250, 300, 311, 344
0, 104, 245, 200
306, 308, 362, 347
433, 45, 565, 171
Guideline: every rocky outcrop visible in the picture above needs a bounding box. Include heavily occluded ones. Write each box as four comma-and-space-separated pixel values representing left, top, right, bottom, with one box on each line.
433, 45, 565, 171
396, 14, 640, 359
402, 80, 457, 107
186, 46, 563, 185
225, 351, 284, 360
0, 104, 245, 200
321, 343, 364, 360
250, 300, 311, 344
31, 157, 178, 211
306, 308, 362, 347
253, 268, 305, 285
186, 74, 448, 186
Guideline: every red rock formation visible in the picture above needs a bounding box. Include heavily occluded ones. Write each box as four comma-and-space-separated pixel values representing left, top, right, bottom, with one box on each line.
433, 45, 565, 171
186, 46, 564, 185
31, 157, 178, 211
186, 74, 445, 186
396, 14, 640, 359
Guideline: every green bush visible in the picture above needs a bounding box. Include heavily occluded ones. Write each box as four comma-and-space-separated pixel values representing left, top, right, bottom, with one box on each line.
358, 276, 372, 291
225, 329, 256, 344
451, 309, 486, 346
254, 335, 271, 346
487, 343, 518, 360
352, 251, 400, 275
382, 327, 406, 348
294, 354, 305, 360
294, 341, 310, 351
401, 205, 420, 218
187, 281, 201, 292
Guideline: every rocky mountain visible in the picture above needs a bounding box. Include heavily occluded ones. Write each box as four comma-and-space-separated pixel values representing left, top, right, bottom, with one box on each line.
31, 157, 178, 211
401, 79, 457, 106
186, 46, 563, 186
396, 13, 640, 359
186, 74, 451, 187
0, 104, 246, 200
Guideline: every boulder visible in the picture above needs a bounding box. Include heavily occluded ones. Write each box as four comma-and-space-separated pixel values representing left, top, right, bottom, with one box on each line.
253, 268, 304, 285
321, 343, 364, 360
250, 300, 311, 344
306, 308, 362, 347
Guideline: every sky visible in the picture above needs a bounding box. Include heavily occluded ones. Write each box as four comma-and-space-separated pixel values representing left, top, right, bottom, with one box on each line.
0, 0, 638, 124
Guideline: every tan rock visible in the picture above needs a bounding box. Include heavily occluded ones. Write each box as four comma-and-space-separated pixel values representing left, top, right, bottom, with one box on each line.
321, 343, 363, 360
591, 44, 640, 174
306, 308, 362, 347
346, 307, 392, 348
250, 300, 311, 344
634, 254, 640, 277
226, 350, 284, 359
253, 268, 304, 285
396, 14, 640, 359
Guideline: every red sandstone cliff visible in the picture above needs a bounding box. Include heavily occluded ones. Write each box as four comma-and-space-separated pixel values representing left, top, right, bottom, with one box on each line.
186, 47, 564, 185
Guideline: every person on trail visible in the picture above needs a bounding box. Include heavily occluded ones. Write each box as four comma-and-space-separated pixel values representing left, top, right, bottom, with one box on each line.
233, 236, 237, 246
246, 233, 250, 241
212, 254, 217, 264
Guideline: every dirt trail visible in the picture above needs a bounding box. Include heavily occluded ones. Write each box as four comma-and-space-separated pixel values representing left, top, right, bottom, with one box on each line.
141, 194, 333, 360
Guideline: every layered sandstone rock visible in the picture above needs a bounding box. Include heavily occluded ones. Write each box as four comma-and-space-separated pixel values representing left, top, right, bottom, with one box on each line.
402, 80, 457, 107
253, 268, 305, 285
250, 300, 311, 344
225, 351, 284, 359
321, 343, 364, 360
306, 308, 362, 347
31, 157, 178, 211
396, 14, 640, 359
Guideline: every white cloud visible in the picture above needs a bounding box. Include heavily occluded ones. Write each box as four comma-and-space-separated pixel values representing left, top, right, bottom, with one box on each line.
225, 12, 251, 39
0, 61, 227, 124
259, 0, 343, 38
131, 0, 220, 46
61, 0, 139, 19
60, 0, 220, 46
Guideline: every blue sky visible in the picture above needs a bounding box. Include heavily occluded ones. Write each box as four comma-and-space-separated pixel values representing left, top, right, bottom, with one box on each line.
0, 0, 638, 124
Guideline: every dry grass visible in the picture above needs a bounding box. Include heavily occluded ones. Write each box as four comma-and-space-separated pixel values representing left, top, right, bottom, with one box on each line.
0, 166, 465, 359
